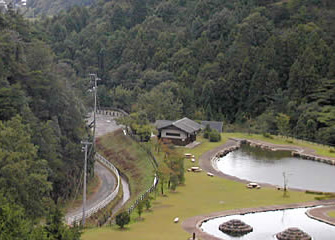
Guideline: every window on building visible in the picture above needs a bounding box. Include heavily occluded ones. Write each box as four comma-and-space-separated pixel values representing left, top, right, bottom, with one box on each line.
166, 132, 181, 137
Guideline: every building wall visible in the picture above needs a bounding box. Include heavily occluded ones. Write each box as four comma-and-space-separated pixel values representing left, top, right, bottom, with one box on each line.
161, 128, 187, 140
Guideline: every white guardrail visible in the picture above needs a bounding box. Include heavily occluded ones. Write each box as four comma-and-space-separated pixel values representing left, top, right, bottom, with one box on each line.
66, 153, 120, 225
127, 174, 158, 214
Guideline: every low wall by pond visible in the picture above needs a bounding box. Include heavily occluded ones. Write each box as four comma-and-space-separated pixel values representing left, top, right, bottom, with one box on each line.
214, 138, 335, 166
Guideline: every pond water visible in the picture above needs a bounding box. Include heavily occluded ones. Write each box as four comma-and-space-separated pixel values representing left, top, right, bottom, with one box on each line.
215, 144, 335, 192
201, 207, 335, 239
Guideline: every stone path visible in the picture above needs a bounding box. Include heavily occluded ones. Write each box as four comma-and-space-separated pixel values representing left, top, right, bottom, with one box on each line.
307, 205, 335, 226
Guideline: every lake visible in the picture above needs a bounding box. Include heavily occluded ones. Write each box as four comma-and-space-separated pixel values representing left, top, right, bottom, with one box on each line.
215, 144, 335, 192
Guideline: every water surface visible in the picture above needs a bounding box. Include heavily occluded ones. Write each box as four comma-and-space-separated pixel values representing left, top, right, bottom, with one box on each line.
201, 207, 335, 239
216, 144, 335, 192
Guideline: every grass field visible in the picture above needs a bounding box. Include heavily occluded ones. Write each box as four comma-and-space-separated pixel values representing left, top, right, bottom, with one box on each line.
328, 210, 335, 218
82, 132, 332, 240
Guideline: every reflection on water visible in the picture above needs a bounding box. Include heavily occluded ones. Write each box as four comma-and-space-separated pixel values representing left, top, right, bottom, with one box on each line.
216, 144, 335, 192
201, 207, 335, 240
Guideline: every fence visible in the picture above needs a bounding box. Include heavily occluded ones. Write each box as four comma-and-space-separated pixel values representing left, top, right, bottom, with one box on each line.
96, 108, 129, 117
127, 175, 158, 215
66, 153, 120, 225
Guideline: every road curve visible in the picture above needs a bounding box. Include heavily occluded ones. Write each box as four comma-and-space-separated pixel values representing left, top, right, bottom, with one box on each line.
66, 112, 130, 222
65, 161, 116, 220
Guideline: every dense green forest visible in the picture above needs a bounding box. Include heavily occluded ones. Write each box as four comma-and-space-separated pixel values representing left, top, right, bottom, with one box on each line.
0, 9, 88, 238
39, 0, 335, 145
26, 0, 95, 16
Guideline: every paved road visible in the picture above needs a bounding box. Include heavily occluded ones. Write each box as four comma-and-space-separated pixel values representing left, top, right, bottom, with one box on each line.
87, 113, 122, 137
66, 113, 129, 222
66, 161, 116, 219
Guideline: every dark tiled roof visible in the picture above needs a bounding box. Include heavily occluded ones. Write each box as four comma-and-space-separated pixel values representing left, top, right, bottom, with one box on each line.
173, 117, 202, 134
156, 118, 202, 134
201, 121, 223, 133
155, 120, 173, 129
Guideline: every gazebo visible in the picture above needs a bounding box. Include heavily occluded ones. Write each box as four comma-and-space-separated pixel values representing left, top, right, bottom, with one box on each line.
276, 227, 311, 240
219, 219, 253, 237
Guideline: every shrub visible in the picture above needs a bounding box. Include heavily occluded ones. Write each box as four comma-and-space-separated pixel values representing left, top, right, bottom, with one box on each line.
262, 132, 273, 139
209, 129, 221, 142
115, 212, 130, 229
145, 197, 151, 211
203, 124, 211, 139
137, 201, 144, 219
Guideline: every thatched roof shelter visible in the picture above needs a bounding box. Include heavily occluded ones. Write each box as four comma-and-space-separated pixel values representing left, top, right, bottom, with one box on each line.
276, 227, 311, 240
219, 219, 253, 237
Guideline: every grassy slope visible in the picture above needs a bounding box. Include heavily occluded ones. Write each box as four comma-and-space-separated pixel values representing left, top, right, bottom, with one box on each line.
96, 129, 155, 208
82, 132, 333, 240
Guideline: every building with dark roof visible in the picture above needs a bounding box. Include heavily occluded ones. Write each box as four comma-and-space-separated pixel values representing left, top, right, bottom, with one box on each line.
155, 117, 202, 146
201, 121, 223, 133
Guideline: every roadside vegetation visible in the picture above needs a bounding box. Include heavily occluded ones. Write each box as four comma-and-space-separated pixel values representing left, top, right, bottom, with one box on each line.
83, 132, 332, 240
96, 129, 156, 211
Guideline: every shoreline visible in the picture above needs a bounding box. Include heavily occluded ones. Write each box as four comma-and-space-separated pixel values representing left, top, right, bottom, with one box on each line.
181, 200, 335, 240
181, 137, 335, 240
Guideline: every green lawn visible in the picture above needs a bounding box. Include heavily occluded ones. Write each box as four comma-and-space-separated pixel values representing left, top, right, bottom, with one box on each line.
328, 210, 335, 218
82, 133, 328, 240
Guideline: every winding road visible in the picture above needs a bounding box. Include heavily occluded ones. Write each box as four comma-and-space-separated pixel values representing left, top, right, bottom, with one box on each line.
65, 112, 130, 222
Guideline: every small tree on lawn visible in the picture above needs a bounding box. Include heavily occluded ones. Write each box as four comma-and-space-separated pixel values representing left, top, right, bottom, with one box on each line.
203, 124, 211, 139
137, 201, 144, 219
170, 174, 178, 191
115, 212, 130, 229
145, 197, 151, 211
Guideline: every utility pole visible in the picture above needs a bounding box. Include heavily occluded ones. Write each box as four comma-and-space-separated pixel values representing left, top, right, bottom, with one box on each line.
89, 73, 101, 148
81, 140, 92, 226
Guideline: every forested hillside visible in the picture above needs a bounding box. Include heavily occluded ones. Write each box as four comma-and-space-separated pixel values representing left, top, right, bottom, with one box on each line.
27, 0, 95, 16
0, 10, 88, 238
40, 0, 335, 145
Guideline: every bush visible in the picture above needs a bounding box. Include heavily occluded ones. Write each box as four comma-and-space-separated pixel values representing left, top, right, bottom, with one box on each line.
209, 130, 221, 142
145, 197, 151, 211
203, 124, 211, 139
262, 132, 273, 139
115, 212, 130, 229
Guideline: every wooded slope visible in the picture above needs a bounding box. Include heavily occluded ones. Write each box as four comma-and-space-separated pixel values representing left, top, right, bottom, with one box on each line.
42, 0, 335, 145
